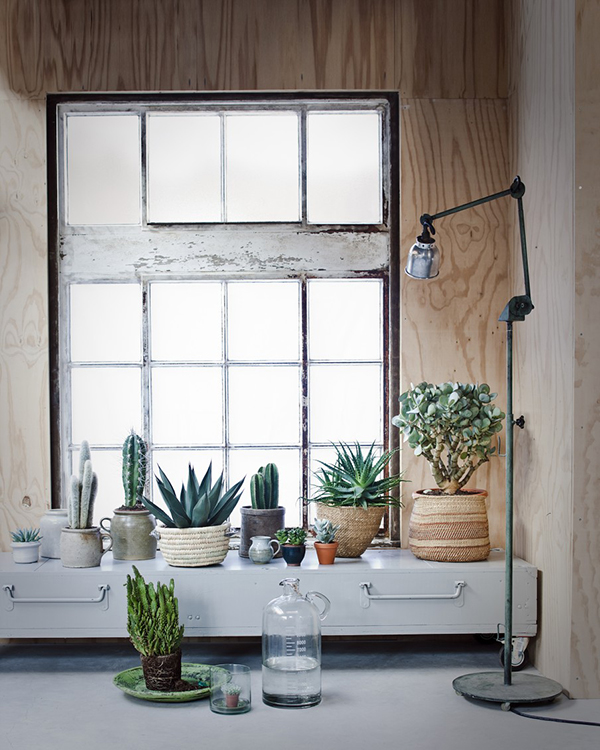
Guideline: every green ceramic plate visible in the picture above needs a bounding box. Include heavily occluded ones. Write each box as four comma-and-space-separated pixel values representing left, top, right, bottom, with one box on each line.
113, 663, 218, 702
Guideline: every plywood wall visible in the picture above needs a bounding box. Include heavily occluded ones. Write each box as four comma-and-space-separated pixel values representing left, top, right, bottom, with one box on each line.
0, 0, 509, 551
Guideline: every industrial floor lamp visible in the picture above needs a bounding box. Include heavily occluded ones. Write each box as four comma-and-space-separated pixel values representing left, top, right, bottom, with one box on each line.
406, 176, 563, 711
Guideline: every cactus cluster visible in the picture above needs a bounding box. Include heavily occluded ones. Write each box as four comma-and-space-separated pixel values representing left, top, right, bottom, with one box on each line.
125, 565, 184, 657
10, 528, 41, 543
250, 463, 279, 509
311, 518, 339, 544
68, 440, 98, 529
122, 430, 147, 507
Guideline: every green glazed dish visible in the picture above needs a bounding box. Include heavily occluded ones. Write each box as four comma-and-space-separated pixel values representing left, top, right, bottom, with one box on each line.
114, 663, 221, 702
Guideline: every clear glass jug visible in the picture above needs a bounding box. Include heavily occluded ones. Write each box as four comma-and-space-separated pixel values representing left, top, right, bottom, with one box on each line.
262, 577, 330, 708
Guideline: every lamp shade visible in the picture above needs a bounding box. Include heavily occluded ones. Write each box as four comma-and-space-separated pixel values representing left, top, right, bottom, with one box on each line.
405, 237, 440, 279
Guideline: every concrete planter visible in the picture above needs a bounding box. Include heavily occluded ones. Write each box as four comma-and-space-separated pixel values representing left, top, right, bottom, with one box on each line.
60, 526, 113, 568
239, 506, 285, 558
99, 508, 156, 561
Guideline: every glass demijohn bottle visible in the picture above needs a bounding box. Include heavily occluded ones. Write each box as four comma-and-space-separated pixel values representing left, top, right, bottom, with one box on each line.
262, 577, 331, 708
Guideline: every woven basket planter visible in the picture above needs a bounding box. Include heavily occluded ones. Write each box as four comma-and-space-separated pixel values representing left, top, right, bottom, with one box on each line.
154, 523, 231, 567
408, 489, 490, 562
315, 504, 385, 558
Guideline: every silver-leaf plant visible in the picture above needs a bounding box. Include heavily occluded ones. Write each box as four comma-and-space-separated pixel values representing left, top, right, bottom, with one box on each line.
68, 439, 98, 528
392, 382, 505, 495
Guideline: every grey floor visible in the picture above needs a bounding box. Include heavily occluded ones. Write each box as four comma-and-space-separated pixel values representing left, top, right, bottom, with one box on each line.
1, 636, 598, 750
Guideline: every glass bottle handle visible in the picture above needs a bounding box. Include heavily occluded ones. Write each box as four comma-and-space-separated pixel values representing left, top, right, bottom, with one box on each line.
306, 591, 331, 621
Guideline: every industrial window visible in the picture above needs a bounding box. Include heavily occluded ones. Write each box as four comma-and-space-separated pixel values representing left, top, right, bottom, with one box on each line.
48, 93, 399, 538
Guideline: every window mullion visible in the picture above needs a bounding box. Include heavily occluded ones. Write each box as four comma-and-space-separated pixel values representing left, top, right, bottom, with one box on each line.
142, 282, 151, 462
301, 276, 309, 527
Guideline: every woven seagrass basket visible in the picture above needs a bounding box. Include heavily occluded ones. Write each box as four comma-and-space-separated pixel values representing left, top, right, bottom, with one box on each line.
408, 490, 490, 562
155, 523, 231, 567
315, 504, 385, 558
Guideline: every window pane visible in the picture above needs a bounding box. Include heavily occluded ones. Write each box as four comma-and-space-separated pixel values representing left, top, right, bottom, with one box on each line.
66, 114, 140, 225
71, 368, 141, 444
307, 112, 381, 224
70, 284, 141, 363
151, 282, 223, 361
309, 364, 382, 443
226, 114, 299, 222
228, 366, 301, 444
72, 449, 122, 523
308, 279, 382, 360
228, 281, 300, 361
228, 448, 301, 527
152, 367, 223, 445
147, 114, 221, 222
151, 449, 224, 511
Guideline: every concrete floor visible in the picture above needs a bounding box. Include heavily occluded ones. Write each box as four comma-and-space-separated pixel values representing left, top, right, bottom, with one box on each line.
1, 636, 598, 750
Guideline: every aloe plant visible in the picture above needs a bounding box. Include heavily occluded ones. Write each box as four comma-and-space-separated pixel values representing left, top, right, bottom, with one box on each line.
250, 463, 279, 509
122, 430, 147, 508
311, 518, 339, 544
392, 381, 505, 494
68, 440, 98, 529
10, 528, 41, 543
312, 442, 404, 509
141, 463, 244, 528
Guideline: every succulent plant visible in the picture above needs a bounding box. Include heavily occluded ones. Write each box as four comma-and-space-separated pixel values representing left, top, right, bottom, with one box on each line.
222, 683, 242, 696
10, 527, 41, 543
275, 527, 307, 545
392, 381, 506, 495
312, 442, 404, 509
125, 565, 184, 657
122, 430, 147, 508
141, 463, 244, 528
68, 440, 98, 529
250, 463, 279, 509
311, 518, 339, 544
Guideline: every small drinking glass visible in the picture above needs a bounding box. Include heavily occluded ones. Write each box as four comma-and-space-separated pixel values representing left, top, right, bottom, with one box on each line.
210, 664, 251, 714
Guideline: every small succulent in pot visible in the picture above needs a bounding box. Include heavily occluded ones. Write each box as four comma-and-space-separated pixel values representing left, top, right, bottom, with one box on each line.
311, 518, 339, 544
275, 527, 307, 546
10, 527, 43, 564
392, 381, 505, 495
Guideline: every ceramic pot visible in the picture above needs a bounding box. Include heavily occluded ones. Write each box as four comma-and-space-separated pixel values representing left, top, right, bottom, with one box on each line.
60, 526, 113, 568
40, 509, 69, 558
11, 541, 41, 564
239, 506, 285, 558
99, 508, 156, 560
281, 544, 306, 566
248, 535, 281, 564
314, 541, 338, 565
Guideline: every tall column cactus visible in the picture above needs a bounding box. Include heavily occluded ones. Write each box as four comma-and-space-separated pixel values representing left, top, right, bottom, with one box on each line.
68, 439, 98, 529
250, 463, 279, 509
122, 430, 147, 507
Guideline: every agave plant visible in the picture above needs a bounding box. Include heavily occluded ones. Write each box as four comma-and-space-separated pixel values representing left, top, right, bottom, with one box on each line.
10, 527, 42, 543
312, 442, 404, 509
141, 463, 244, 528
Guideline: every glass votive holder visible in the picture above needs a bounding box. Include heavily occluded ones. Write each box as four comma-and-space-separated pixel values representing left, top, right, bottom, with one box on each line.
210, 664, 251, 714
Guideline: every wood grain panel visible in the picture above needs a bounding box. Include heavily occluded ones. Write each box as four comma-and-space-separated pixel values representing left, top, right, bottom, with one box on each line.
399, 98, 509, 549
396, 0, 507, 99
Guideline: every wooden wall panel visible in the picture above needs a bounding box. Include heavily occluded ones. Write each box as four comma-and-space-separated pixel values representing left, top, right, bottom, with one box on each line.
399, 99, 509, 548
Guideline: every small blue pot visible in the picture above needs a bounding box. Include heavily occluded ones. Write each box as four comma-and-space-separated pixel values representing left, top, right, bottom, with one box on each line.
281, 544, 306, 566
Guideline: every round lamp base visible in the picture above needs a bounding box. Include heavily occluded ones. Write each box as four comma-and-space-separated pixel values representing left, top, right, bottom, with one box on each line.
453, 671, 563, 712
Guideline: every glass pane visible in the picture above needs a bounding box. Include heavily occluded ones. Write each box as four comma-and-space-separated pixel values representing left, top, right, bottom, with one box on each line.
226, 113, 299, 222
151, 449, 224, 513
228, 281, 300, 361
308, 279, 382, 360
66, 114, 140, 225
71, 368, 141, 444
70, 284, 141, 363
147, 114, 221, 222
152, 367, 223, 445
309, 364, 382, 443
72, 449, 122, 523
228, 448, 301, 527
151, 282, 223, 361
307, 111, 381, 224
228, 366, 300, 444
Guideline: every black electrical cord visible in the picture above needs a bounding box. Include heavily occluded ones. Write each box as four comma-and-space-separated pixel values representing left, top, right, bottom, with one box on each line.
511, 706, 600, 727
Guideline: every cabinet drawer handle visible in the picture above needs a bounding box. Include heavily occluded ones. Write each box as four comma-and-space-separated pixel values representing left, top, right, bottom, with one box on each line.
359, 581, 465, 609
3, 584, 110, 611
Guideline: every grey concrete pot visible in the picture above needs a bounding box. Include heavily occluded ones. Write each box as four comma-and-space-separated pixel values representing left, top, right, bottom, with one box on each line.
99, 508, 156, 560
239, 506, 285, 558
60, 526, 113, 568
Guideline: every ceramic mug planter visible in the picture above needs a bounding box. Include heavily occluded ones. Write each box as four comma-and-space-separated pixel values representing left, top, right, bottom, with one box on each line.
60, 526, 113, 568
11, 541, 42, 564
100, 508, 156, 561
248, 535, 281, 564
40, 509, 69, 558
281, 544, 306, 567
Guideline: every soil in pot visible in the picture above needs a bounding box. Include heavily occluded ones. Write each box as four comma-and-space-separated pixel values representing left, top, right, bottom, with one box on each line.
140, 650, 196, 692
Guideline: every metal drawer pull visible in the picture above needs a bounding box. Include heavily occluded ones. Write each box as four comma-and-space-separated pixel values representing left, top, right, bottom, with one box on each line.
359, 581, 465, 609
3, 584, 110, 611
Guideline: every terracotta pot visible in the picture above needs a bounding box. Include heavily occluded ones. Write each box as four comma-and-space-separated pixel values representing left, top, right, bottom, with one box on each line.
239, 506, 285, 558
316, 504, 385, 558
408, 489, 490, 562
140, 650, 182, 691
225, 693, 240, 708
314, 541, 338, 565
99, 508, 156, 561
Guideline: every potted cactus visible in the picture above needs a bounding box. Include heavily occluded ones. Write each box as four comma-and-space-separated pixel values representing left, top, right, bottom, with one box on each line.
311, 518, 340, 565
275, 527, 308, 566
222, 683, 242, 708
60, 440, 113, 568
99, 431, 157, 561
141, 462, 244, 567
126, 565, 195, 692
10, 528, 42, 564
392, 381, 506, 562
239, 463, 285, 558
